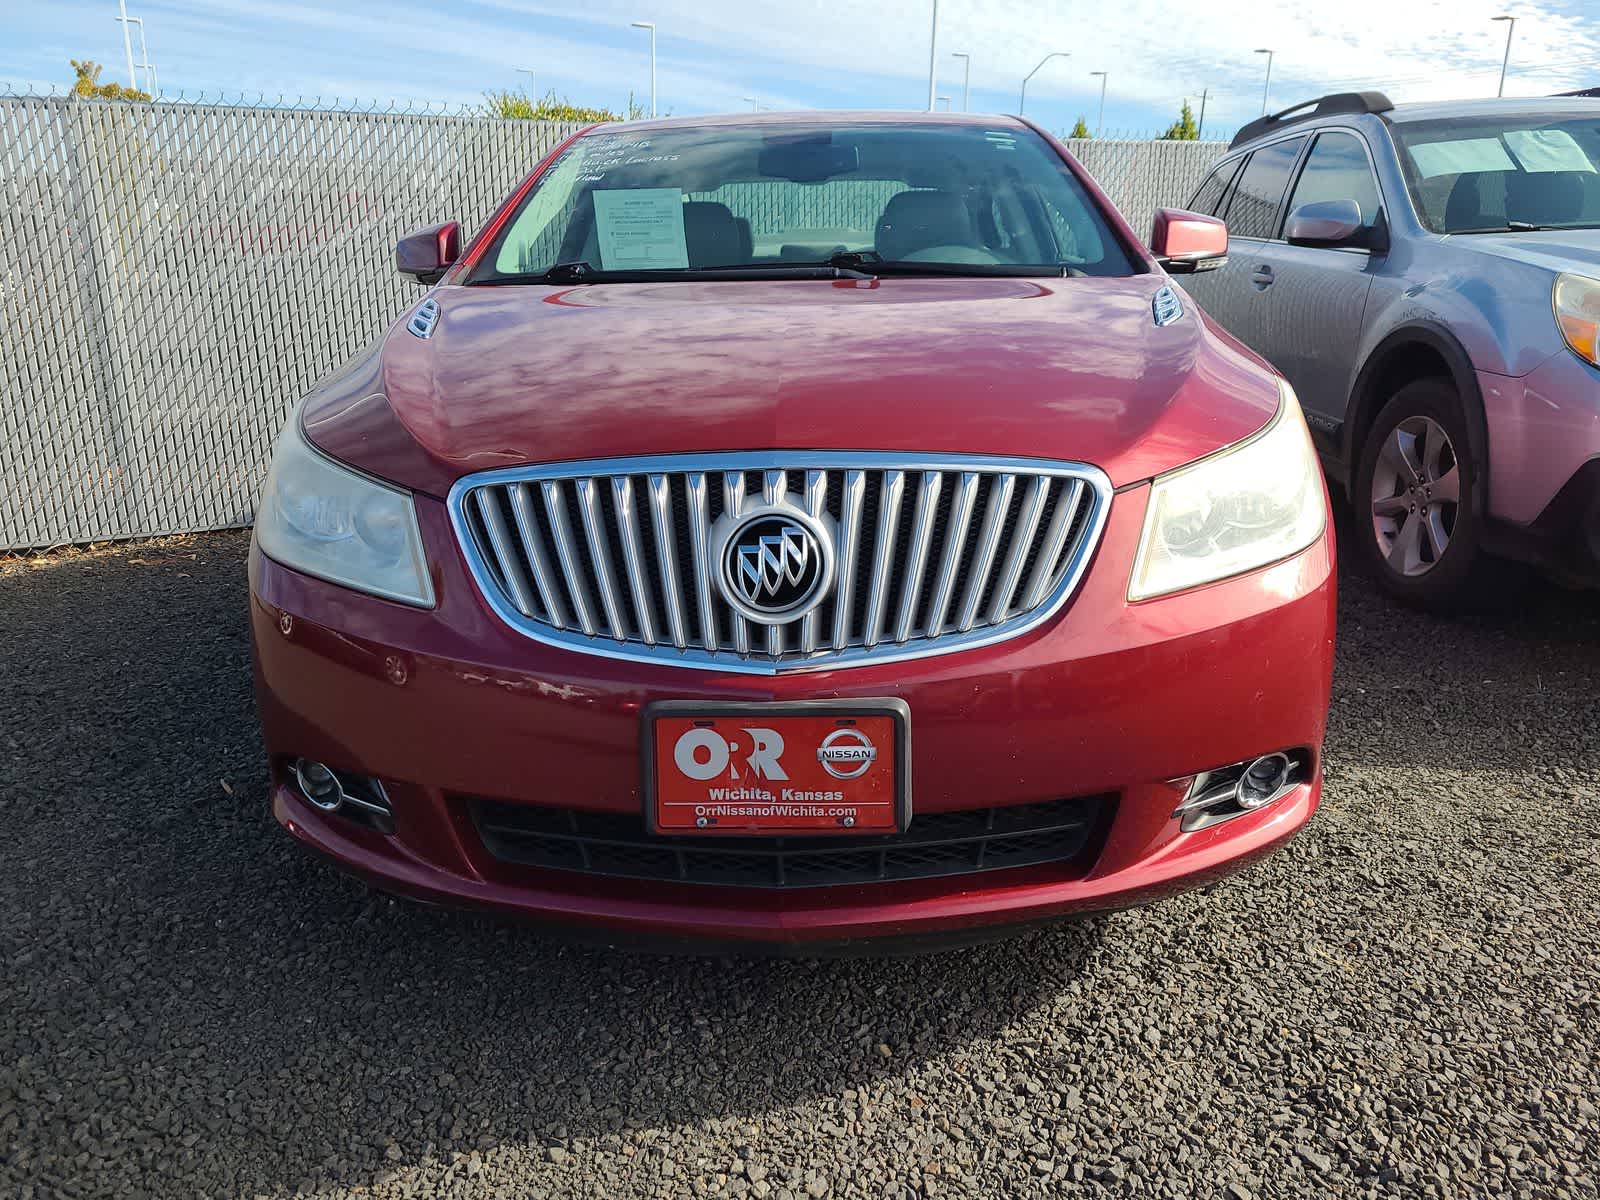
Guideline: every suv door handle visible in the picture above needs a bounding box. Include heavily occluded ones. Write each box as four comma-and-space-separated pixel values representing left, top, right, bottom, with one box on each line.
1251, 264, 1275, 290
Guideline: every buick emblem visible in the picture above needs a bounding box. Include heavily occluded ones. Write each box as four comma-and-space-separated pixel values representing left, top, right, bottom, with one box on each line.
713, 506, 834, 625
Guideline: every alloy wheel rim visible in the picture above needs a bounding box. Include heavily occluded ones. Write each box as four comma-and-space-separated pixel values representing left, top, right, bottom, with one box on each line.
1370, 415, 1461, 577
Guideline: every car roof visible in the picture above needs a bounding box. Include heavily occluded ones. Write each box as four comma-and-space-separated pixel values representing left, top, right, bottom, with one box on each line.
582, 110, 1029, 135
1227, 93, 1600, 154
1384, 96, 1600, 124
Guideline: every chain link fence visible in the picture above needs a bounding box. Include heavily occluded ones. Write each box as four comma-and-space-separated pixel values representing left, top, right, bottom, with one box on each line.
0, 92, 1222, 551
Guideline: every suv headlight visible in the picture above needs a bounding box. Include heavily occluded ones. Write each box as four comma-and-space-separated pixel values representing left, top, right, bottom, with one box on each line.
1129, 381, 1325, 601
255, 415, 435, 606
1554, 273, 1600, 366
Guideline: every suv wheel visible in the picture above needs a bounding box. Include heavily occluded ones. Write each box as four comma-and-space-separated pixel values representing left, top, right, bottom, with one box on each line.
1354, 379, 1490, 607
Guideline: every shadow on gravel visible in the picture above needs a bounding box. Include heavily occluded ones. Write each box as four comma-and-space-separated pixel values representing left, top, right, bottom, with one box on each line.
0, 535, 1105, 1197
1325, 501, 1600, 775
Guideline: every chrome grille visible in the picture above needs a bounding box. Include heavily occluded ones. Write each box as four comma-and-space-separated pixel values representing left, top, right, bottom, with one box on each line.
448, 453, 1111, 674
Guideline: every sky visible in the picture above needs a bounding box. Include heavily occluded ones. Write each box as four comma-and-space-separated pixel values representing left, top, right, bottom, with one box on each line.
5, 0, 1600, 139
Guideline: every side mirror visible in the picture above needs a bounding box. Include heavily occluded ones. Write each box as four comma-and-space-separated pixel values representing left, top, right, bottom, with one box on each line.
1150, 208, 1228, 274
396, 221, 461, 285
1284, 199, 1364, 247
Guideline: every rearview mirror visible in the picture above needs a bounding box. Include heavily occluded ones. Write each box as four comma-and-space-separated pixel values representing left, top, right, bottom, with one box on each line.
1149, 208, 1228, 273
1284, 199, 1364, 248
396, 221, 462, 285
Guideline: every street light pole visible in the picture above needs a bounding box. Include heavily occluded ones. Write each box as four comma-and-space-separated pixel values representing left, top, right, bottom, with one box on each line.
1020, 52, 1068, 115
631, 21, 656, 118
115, 0, 138, 90
516, 67, 537, 101
1090, 71, 1108, 136
1493, 15, 1517, 97
925, 0, 939, 112
951, 52, 971, 111
1197, 88, 1210, 139
1255, 48, 1274, 115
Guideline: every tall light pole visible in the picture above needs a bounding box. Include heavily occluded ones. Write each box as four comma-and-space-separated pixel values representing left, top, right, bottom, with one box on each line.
937, 95, 952, 111
130, 16, 157, 95
1020, 52, 1068, 115
631, 21, 656, 118
1255, 48, 1274, 115
114, 0, 138, 90
1090, 70, 1108, 136
951, 51, 971, 112
925, 0, 939, 112
1494, 15, 1517, 97
516, 67, 537, 100
742, 96, 758, 111
1197, 88, 1210, 139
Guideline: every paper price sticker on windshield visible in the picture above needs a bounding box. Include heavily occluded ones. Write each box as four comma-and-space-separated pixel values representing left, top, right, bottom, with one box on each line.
593, 188, 689, 270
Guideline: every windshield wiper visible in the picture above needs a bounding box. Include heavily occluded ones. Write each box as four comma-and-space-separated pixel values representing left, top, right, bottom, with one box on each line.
1454, 221, 1546, 234
476, 259, 873, 285
819, 252, 1086, 278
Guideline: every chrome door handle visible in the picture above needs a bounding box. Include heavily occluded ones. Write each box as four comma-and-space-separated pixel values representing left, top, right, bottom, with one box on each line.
1250, 265, 1275, 289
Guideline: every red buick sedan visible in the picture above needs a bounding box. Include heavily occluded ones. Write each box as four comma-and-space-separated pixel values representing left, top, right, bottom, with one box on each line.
249, 112, 1335, 951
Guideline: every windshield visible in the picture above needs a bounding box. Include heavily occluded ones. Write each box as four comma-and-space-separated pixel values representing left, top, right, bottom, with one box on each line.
1392, 114, 1600, 233
472, 121, 1135, 281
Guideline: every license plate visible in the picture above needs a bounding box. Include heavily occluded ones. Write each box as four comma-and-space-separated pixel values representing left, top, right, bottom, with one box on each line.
644, 699, 910, 836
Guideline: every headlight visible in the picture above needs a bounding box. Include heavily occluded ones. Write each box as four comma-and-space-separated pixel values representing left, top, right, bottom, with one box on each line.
1129, 382, 1325, 601
1554, 273, 1600, 366
255, 415, 435, 606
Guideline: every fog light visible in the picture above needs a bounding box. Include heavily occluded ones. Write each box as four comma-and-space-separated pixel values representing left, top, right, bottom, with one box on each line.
293, 759, 344, 811
1236, 753, 1292, 809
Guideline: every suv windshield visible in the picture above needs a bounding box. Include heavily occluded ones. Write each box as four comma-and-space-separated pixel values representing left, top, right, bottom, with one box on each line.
472, 121, 1135, 282
1392, 114, 1600, 233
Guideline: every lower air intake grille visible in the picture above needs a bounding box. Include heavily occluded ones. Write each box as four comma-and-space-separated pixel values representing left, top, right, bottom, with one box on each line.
469, 796, 1112, 889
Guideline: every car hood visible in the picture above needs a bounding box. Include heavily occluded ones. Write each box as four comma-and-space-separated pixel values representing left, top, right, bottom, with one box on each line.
1453, 227, 1600, 275
304, 276, 1282, 497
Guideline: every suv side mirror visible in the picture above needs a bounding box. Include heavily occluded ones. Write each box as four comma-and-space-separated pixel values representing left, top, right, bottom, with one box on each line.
396, 221, 462, 285
1284, 199, 1366, 248
1150, 208, 1228, 274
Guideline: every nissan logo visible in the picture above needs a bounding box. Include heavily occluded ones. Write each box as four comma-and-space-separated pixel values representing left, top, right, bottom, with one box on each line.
713, 506, 834, 625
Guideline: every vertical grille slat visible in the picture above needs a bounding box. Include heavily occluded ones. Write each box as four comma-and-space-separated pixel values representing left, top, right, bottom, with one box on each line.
723, 472, 750, 655
610, 477, 658, 647
955, 473, 1016, 633
686, 472, 718, 653
801, 469, 828, 656
862, 470, 905, 648
986, 475, 1049, 624
575, 478, 628, 641
541, 480, 599, 637
508, 482, 569, 630
894, 471, 943, 644
924, 471, 981, 638
832, 469, 867, 651
1021, 479, 1085, 610
453, 455, 1108, 673
647, 474, 688, 650
474, 490, 539, 618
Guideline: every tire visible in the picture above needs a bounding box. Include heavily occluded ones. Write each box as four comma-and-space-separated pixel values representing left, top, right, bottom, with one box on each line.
1352, 378, 1503, 609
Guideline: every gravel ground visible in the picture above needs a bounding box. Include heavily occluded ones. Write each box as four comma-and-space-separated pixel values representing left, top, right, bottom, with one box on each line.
2, 529, 1598, 1200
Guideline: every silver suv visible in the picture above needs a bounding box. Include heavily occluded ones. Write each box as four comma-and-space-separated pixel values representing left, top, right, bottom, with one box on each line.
1182, 91, 1600, 606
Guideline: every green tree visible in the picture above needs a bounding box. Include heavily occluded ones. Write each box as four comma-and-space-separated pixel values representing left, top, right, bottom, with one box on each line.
70, 59, 151, 102
1068, 116, 1092, 139
1159, 99, 1200, 141
485, 88, 648, 123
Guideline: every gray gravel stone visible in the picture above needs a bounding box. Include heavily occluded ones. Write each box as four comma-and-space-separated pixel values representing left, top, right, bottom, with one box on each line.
1, 531, 1598, 1199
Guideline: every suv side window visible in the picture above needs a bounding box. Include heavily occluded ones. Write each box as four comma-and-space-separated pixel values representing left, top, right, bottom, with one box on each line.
1189, 158, 1243, 216
1287, 131, 1383, 228
1224, 136, 1307, 239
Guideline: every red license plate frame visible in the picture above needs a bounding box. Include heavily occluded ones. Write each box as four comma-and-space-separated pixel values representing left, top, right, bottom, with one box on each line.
643, 699, 911, 837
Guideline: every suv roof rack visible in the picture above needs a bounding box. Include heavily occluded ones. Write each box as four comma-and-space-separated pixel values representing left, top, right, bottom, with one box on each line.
1229, 91, 1394, 150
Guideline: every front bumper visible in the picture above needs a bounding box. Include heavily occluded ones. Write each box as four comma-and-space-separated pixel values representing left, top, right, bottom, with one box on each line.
249, 483, 1336, 949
